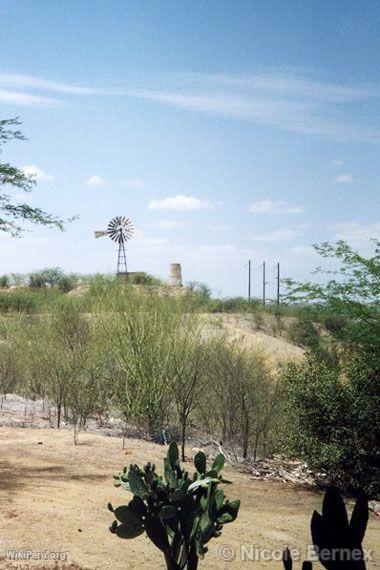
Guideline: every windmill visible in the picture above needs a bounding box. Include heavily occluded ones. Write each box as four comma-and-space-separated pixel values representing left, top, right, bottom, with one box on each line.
95, 216, 134, 275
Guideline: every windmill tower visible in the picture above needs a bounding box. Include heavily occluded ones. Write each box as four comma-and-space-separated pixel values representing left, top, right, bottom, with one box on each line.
95, 216, 134, 275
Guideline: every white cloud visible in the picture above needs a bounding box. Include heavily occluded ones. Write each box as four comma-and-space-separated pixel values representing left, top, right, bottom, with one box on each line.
335, 174, 353, 184
328, 221, 380, 245
0, 72, 115, 95
85, 175, 106, 187
21, 165, 55, 182
126, 70, 380, 142
2, 69, 378, 141
0, 88, 61, 108
149, 194, 213, 211
251, 229, 301, 242
249, 200, 303, 214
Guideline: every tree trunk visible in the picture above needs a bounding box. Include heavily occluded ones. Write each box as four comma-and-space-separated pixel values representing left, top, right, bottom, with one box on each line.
242, 414, 249, 459
73, 423, 79, 445
181, 414, 187, 462
57, 402, 62, 428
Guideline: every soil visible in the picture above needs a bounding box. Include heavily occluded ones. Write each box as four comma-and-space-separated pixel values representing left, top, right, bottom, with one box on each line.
202, 314, 304, 367
0, 428, 378, 569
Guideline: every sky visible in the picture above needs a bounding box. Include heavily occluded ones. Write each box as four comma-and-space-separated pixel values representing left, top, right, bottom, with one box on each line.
0, 0, 379, 297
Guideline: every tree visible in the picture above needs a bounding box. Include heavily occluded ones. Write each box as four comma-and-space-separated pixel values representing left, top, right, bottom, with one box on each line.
109, 292, 181, 438
285, 240, 380, 364
204, 343, 279, 460
282, 354, 380, 495
0, 118, 65, 235
171, 324, 210, 461
282, 240, 380, 493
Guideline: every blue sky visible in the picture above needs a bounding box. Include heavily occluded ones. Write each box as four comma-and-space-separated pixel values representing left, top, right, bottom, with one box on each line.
0, 1, 379, 297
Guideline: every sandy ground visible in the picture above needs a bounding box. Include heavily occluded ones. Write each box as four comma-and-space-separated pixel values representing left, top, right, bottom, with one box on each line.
202, 314, 304, 367
0, 428, 378, 570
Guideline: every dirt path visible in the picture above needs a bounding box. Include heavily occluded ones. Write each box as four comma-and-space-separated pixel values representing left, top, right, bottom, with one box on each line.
0, 428, 378, 569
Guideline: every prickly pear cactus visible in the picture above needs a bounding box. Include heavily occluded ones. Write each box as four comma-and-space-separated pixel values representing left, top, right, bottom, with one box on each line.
282, 486, 368, 570
108, 442, 240, 570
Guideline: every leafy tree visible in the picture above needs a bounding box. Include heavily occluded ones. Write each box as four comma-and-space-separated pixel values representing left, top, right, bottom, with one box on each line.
171, 325, 210, 461
203, 343, 279, 459
109, 292, 181, 437
0, 118, 65, 235
282, 355, 380, 495
285, 240, 380, 364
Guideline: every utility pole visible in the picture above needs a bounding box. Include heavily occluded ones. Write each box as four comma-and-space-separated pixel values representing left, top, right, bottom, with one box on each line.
276, 262, 280, 307
248, 259, 251, 301
262, 261, 266, 306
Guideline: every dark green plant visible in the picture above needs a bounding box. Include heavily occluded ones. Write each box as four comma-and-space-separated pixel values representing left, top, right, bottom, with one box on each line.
283, 486, 368, 569
108, 442, 240, 569
28, 271, 47, 289
128, 271, 161, 286
287, 315, 319, 349
281, 355, 380, 494
28, 267, 71, 290
0, 275, 9, 288
311, 487, 368, 569
283, 548, 312, 569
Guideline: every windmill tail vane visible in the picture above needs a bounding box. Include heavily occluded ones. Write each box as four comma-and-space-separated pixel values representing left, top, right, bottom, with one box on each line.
94, 216, 134, 275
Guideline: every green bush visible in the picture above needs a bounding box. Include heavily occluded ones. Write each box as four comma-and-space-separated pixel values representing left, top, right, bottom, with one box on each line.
281, 355, 380, 495
28, 267, 75, 291
210, 297, 260, 313
128, 271, 161, 286
287, 316, 320, 349
0, 275, 9, 288
0, 291, 38, 314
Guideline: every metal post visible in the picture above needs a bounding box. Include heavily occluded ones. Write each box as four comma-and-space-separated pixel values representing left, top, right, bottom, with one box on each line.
248, 259, 251, 302
262, 261, 266, 306
277, 262, 280, 307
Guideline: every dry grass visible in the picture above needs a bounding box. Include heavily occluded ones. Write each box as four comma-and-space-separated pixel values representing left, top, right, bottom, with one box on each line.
0, 428, 378, 569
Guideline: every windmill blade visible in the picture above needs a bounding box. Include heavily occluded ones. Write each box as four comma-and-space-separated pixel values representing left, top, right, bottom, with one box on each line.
94, 230, 107, 238
105, 216, 134, 244
107, 220, 118, 232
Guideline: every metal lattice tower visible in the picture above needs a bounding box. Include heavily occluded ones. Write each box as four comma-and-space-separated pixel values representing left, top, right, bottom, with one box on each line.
94, 216, 134, 275
117, 239, 128, 274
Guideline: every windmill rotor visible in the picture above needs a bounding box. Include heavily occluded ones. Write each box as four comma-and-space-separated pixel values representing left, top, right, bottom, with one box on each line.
106, 216, 134, 243
94, 216, 134, 274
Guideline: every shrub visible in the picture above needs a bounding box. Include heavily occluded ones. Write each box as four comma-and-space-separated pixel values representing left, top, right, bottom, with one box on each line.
287, 316, 319, 349
200, 344, 280, 460
0, 275, 9, 288
28, 271, 46, 289
28, 267, 74, 291
128, 271, 161, 286
109, 442, 240, 569
281, 355, 380, 495
0, 291, 38, 314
